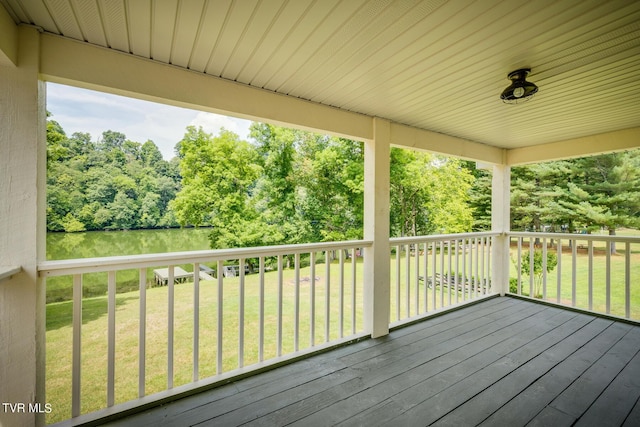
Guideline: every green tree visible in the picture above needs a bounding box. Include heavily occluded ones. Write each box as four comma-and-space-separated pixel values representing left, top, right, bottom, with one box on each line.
108, 191, 138, 230
171, 126, 266, 248
515, 249, 558, 298
140, 140, 164, 168
251, 123, 310, 244
46, 118, 181, 232
297, 133, 364, 242
428, 157, 474, 233
389, 149, 473, 236
511, 152, 640, 252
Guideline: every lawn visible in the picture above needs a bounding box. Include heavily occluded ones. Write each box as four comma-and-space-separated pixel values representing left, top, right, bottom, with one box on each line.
45, 238, 640, 423
508, 237, 640, 319
46, 258, 365, 424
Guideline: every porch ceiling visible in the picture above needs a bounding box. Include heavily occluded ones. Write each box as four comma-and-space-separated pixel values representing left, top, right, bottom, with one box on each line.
1, 0, 640, 151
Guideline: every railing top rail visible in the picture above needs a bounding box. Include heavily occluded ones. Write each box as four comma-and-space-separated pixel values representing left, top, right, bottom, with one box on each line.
0, 266, 22, 282
390, 231, 500, 245
38, 239, 373, 277
508, 231, 640, 243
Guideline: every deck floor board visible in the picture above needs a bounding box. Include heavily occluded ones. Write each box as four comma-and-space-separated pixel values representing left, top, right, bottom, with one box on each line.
104, 297, 640, 427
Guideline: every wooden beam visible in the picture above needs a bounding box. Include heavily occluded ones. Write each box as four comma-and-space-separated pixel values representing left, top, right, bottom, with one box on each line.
0, 5, 18, 66
39, 33, 501, 164
507, 127, 640, 165
39, 33, 373, 142
389, 122, 506, 165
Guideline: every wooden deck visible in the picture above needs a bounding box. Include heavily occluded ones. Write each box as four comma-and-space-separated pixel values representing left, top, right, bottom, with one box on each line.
105, 297, 640, 427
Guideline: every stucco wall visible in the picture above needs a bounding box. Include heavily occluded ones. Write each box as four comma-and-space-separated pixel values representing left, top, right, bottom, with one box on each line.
0, 26, 46, 427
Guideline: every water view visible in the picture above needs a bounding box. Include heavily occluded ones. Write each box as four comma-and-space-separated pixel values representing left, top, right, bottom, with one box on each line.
46, 228, 213, 302
47, 227, 212, 260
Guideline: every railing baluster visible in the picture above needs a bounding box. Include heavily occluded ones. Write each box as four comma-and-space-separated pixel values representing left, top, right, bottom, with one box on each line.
168, 266, 174, 389
324, 251, 330, 343
216, 260, 223, 374
72, 274, 82, 418
309, 252, 316, 347
447, 240, 452, 305
462, 239, 467, 300
259, 256, 265, 361
138, 268, 146, 398
571, 240, 577, 307
479, 237, 485, 296
485, 236, 494, 293
423, 242, 428, 312
474, 237, 479, 298
405, 244, 410, 317
310, 252, 316, 347
396, 245, 401, 321
339, 250, 344, 338
517, 237, 522, 295
588, 241, 593, 311
542, 239, 547, 300
454, 239, 459, 303
277, 255, 283, 356
556, 239, 562, 304
464, 239, 469, 300
414, 244, 419, 315
239, 257, 245, 367
606, 242, 611, 314
431, 242, 436, 310
625, 242, 631, 319
193, 263, 199, 382
295, 253, 301, 349
529, 237, 534, 298
107, 271, 116, 407
440, 240, 445, 308
352, 248, 357, 335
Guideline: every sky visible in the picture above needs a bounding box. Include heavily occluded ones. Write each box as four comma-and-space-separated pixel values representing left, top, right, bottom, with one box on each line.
46, 82, 253, 160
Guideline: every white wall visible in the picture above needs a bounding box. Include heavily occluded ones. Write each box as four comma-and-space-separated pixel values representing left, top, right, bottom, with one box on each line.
0, 26, 47, 427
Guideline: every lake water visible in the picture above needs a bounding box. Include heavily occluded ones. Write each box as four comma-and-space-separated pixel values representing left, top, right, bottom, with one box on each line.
46, 228, 213, 302
47, 228, 213, 260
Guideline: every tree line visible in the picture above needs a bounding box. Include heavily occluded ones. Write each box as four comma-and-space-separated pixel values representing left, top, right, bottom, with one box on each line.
47, 115, 639, 245
511, 152, 640, 235
46, 116, 181, 232
170, 123, 475, 249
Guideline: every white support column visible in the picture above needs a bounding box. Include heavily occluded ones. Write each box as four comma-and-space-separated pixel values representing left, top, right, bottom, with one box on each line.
491, 164, 511, 296
0, 27, 47, 427
0, 3, 18, 66
363, 118, 391, 338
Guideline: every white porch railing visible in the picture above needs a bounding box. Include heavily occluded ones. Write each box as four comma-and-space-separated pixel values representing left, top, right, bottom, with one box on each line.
389, 232, 499, 326
38, 240, 370, 424
41, 230, 638, 424
507, 232, 640, 321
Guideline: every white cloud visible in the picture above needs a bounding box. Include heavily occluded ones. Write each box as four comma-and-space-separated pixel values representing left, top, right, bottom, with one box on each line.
189, 111, 252, 141
46, 83, 256, 160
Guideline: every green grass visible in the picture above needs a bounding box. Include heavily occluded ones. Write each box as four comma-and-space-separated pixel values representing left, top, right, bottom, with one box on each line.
46, 259, 364, 423
508, 238, 640, 319
45, 239, 640, 423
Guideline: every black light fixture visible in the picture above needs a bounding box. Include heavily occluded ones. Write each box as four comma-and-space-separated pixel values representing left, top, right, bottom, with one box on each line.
500, 68, 538, 104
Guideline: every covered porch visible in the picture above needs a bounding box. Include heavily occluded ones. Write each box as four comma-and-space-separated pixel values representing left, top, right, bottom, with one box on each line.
107, 297, 640, 426
1, 1, 640, 426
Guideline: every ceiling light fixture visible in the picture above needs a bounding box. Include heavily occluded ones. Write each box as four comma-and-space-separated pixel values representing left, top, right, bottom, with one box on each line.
500, 68, 538, 104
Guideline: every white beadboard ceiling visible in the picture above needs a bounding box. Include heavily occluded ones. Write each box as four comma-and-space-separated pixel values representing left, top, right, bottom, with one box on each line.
2, 0, 640, 149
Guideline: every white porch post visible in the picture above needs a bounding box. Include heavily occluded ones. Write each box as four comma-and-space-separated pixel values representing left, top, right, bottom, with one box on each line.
0, 26, 47, 427
491, 164, 511, 295
363, 118, 391, 338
